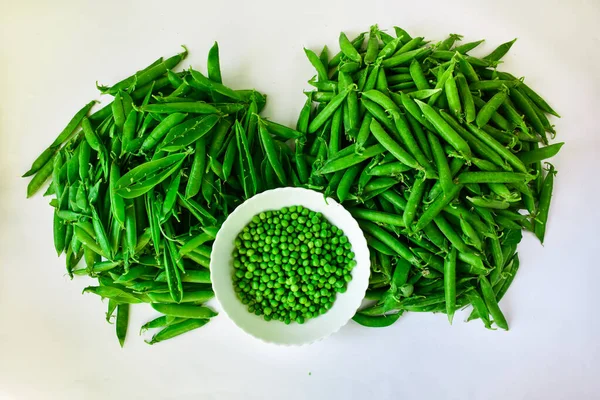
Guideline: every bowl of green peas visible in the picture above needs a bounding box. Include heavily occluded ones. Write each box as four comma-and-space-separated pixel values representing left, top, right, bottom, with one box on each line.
210, 187, 370, 345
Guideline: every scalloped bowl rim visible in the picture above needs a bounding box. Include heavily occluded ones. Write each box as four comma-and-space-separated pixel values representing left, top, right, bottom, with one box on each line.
209, 187, 370, 346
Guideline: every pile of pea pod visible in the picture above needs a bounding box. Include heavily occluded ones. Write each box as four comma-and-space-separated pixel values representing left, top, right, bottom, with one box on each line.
295, 26, 561, 328
23, 25, 562, 344
23, 44, 306, 345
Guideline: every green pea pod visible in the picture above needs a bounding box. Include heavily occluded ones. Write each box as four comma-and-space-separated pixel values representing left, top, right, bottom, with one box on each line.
377, 37, 401, 59
184, 138, 206, 198
121, 109, 138, 155
480, 276, 509, 330
147, 318, 209, 345
124, 201, 137, 254
179, 232, 213, 256
483, 38, 517, 62
144, 190, 160, 256
304, 47, 329, 82
151, 303, 217, 319
236, 121, 259, 196
53, 210, 66, 256
147, 290, 214, 304
189, 68, 241, 101
24, 100, 97, 178
207, 41, 223, 82
140, 113, 187, 152
162, 242, 183, 303
534, 164, 556, 244
116, 304, 129, 347
308, 89, 349, 134
115, 153, 187, 198
453, 39, 485, 54
91, 207, 112, 259
257, 119, 287, 185
26, 154, 54, 198
381, 47, 430, 68
100, 48, 186, 95
222, 137, 237, 181
109, 162, 126, 227
83, 285, 148, 304
318, 144, 385, 175
141, 101, 220, 115
177, 194, 218, 226
158, 269, 211, 284
161, 171, 181, 219
360, 221, 420, 266
444, 247, 457, 324
352, 312, 402, 328
140, 316, 186, 332
160, 114, 220, 152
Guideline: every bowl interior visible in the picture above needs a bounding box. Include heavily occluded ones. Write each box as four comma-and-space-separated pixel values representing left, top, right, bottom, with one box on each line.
210, 187, 370, 345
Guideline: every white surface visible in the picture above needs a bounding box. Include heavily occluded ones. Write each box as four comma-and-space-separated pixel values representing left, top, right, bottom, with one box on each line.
211, 187, 370, 345
1, 0, 599, 399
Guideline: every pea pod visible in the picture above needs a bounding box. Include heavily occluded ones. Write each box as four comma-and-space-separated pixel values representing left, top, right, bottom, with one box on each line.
352, 312, 402, 327
257, 118, 287, 185
23, 100, 96, 177
140, 113, 187, 152
115, 153, 187, 198
147, 318, 209, 345
159, 114, 220, 152
534, 164, 556, 244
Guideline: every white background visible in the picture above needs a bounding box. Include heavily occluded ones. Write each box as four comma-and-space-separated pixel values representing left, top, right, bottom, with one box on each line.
1, 0, 599, 399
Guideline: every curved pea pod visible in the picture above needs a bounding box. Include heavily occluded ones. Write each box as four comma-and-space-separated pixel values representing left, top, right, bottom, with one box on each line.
177, 194, 218, 226
534, 164, 556, 244
161, 171, 181, 219
453, 39, 485, 54
146, 318, 209, 345
26, 154, 55, 198
147, 290, 214, 304
83, 285, 149, 304
262, 119, 303, 140
475, 88, 509, 128
382, 47, 430, 68
518, 142, 564, 165
91, 207, 112, 259
257, 119, 287, 185
151, 303, 217, 319
115, 153, 187, 198
479, 275, 509, 330
352, 311, 402, 328
188, 68, 241, 101
159, 114, 220, 152
482, 38, 517, 62
308, 89, 349, 134
23, 100, 97, 177
109, 162, 126, 227
465, 289, 493, 329
53, 210, 67, 256
457, 252, 489, 275
115, 304, 129, 347
140, 113, 187, 152
140, 101, 220, 115
77, 141, 91, 182
123, 200, 137, 255
184, 138, 206, 200
236, 121, 259, 197
415, 100, 472, 160
99, 48, 186, 95
360, 220, 420, 266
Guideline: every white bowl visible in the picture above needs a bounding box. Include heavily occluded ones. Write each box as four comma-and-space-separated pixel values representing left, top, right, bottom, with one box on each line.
210, 187, 370, 346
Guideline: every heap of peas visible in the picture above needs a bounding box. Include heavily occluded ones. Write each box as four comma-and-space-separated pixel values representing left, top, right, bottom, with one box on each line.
232, 205, 356, 324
